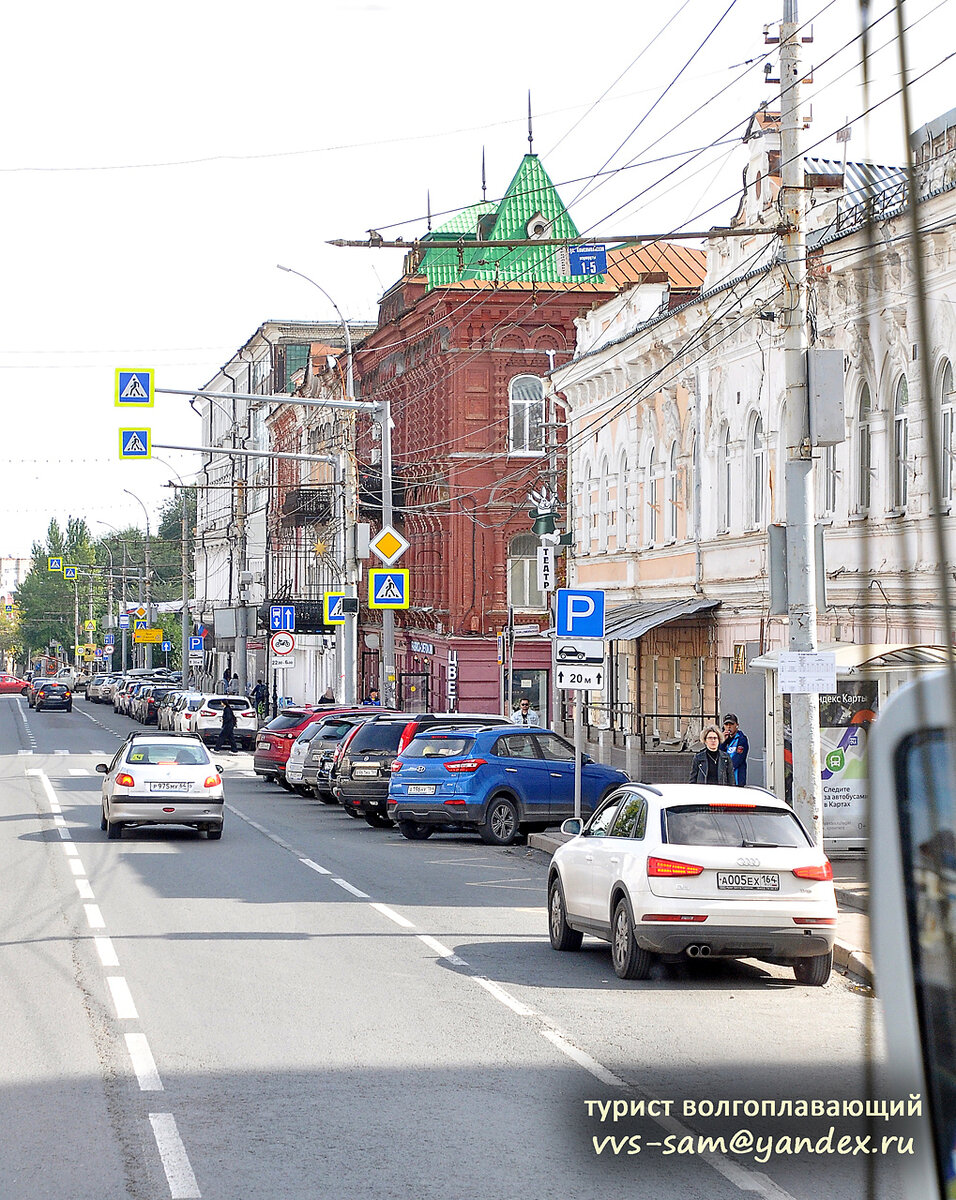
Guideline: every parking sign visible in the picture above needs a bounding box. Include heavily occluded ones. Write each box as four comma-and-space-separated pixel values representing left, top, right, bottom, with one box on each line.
556, 588, 606, 639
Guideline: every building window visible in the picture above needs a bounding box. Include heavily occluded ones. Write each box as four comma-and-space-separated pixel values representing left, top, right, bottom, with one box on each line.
719, 425, 732, 531
667, 442, 679, 541
750, 416, 765, 528
645, 447, 659, 545
893, 375, 909, 510
822, 443, 838, 516
617, 453, 629, 549
508, 533, 544, 609
578, 462, 592, 554
598, 456, 610, 545
857, 383, 872, 512
687, 433, 697, 537
940, 360, 954, 505
672, 657, 682, 736
509, 375, 544, 453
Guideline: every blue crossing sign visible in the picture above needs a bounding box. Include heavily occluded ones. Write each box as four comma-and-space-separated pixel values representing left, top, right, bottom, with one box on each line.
556, 588, 606, 639
115, 369, 154, 407
368, 569, 409, 609
64, 566, 77, 579
188, 636, 204, 652
270, 605, 295, 631
119, 428, 151, 459
48, 557, 63, 573
133, 619, 147, 631
323, 592, 346, 625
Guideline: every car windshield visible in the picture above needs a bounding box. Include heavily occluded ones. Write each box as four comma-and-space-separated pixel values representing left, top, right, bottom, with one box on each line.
294, 723, 325, 746
663, 804, 810, 849
348, 722, 406, 753
125, 743, 210, 766
265, 711, 313, 732
404, 736, 475, 759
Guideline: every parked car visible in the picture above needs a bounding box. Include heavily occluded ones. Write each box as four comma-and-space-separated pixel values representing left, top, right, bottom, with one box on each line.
546, 783, 837, 985
138, 684, 178, 726
300, 713, 379, 802
96, 732, 225, 840
170, 692, 204, 733
156, 690, 186, 731
0, 673, 29, 696
253, 706, 328, 784
98, 675, 122, 704
387, 725, 629, 842
284, 720, 334, 793
181, 694, 258, 747
34, 681, 73, 712
338, 712, 513, 828
86, 674, 116, 702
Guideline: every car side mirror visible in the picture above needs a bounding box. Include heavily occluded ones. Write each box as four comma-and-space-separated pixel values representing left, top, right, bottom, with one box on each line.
582, 754, 594, 765
561, 817, 583, 836
216, 764, 224, 773
95, 763, 108, 774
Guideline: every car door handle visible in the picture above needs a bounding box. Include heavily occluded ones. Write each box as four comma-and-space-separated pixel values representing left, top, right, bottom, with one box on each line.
550, 772, 563, 777
610, 857, 619, 865
585, 854, 593, 863
505, 767, 518, 773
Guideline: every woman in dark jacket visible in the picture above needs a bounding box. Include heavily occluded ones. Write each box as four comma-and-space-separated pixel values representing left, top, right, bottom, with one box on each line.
689, 725, 735, 785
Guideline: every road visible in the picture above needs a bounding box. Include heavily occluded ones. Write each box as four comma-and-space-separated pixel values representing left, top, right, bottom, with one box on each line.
0, 694, 905, 1200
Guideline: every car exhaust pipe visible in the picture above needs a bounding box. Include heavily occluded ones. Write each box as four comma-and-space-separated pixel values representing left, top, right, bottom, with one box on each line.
686, 945, 700, 957
697, 945, 712, 957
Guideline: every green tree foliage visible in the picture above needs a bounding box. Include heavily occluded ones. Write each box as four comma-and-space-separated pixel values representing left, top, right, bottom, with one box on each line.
15, 518, 96, 660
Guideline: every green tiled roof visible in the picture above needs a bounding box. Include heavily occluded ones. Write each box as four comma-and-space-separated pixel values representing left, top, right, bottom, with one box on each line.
418, 156, 600, 289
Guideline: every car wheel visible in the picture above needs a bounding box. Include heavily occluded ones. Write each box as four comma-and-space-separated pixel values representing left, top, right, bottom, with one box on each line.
106, 821, 122, 840
792, 950, 832, 986
317, 792, 337, 805
206, 828, 223, 841
364, 811, 391, 828
278, 776, 293, 791
611, 896, 654, 980
294, 785, 311, 797
66, 704, 72, 712
398, 820, 433, 840
100, 806, 108, 831
479, 796, 519, 846
549, 878, 583, 952
343, 803, 361, 819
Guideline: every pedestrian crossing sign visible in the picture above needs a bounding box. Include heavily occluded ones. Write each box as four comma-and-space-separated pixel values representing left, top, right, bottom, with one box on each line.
119, 428, 151, 459
64, 566, 77, 579
368, 569, 409, 609
48, 557, 63, 573
133, 618, 147, 630
115, 369, 154, 407
323, 592, 346, 624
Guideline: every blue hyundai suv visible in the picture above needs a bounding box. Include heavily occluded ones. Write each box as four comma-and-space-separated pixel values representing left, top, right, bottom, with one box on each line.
387, 725, 629, 845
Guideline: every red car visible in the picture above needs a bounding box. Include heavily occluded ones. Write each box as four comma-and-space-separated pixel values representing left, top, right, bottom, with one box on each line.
254, 706, 376, 786
0, 673, 29, 696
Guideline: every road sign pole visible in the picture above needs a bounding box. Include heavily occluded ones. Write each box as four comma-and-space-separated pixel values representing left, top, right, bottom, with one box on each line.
380, 399, 396, 707
574, 690, 583, 820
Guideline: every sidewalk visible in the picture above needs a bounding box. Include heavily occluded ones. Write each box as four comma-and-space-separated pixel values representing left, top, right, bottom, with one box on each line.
528, 833, 873, 989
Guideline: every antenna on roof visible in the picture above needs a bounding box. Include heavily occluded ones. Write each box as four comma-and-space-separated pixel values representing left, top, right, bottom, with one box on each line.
527, 90, 534, 155
481, 147, 487, 201
426, 189, 432, 232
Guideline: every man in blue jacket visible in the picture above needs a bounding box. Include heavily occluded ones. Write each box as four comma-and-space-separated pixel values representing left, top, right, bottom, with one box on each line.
721, 714, 749, 786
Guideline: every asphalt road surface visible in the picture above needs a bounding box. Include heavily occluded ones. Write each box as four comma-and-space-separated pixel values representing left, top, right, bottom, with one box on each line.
0, 694, 906, 1200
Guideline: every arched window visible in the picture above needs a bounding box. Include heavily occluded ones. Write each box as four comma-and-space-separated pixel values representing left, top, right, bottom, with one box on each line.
686, 433, 697, 538
508, 375, 544, 453
857, 384, 872, 512
750, 416, 765, 528
719, 425, 732, 531
667, 442, 679, 541
507, 533, 544, 609
940, 361, 954, 505
645, 447, 659, 545
578, 462, 592, 554
598, 455, 611, 544
893, 375, 909, 510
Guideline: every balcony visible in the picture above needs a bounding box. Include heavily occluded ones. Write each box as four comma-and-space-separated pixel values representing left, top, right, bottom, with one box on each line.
280, 486, 334, 528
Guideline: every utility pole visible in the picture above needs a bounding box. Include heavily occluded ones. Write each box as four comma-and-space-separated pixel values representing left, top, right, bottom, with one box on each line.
779, 0, 823, 843
379, 399, 396, 708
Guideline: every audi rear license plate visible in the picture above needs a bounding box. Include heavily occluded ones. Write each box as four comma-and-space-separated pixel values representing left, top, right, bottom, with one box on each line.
406, 784, 436, 795
717, 872, 779, 891
149, 782, 190, 793
353, 768, 378, 777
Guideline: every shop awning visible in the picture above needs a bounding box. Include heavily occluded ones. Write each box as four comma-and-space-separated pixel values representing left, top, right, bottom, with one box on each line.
605, 596, 720, 642
749, 642, 954, 672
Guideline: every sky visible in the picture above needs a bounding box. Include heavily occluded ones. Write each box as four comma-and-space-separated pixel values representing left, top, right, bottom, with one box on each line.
0, 0, 952, 558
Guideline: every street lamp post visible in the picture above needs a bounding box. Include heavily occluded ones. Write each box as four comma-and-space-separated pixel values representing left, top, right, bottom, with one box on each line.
153, 457, 192, 684
123, 490, 152, 669
99, 523, 130, 671
276, 264, 358, 705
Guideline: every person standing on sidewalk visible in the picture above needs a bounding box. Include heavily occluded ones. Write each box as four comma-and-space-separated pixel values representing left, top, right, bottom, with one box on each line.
689, 726, 734, 785
721, 713, 750, 786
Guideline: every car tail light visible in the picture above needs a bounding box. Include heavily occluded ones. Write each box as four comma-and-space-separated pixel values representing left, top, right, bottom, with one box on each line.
442, 758, 486, 773
792, 862, 833, 881
242, 711, 254, 717
647, 856, 704, 877
204, 774, 222, 788
642, 914, 708, 922
396, 722, 419, 755
200, 709, 216, 717
184, 711, 196, 718
443, 798, 467, 806
115, 773, 136, 788
391, 759, 403, 773
792, 917, 836, 925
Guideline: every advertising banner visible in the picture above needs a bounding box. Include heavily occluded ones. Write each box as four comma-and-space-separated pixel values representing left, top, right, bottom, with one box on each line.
818, 681, 879, 842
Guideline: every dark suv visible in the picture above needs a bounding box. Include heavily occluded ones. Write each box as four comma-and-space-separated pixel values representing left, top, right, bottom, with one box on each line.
334, 712, 511, 827
300, 712, 378, 801
34, 682, 73, 712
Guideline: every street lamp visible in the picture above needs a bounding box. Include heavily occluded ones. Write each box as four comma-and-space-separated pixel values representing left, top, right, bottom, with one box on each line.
153, 457, 192, 683
98, 521, 130, 671
123, 490, 152, 668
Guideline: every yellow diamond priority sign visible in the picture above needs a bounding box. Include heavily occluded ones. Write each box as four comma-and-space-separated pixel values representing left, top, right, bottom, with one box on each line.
369, 525, 409, 567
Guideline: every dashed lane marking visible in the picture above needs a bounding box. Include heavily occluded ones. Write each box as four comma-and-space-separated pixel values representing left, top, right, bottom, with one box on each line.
69, 768, 90, 776
107, 976, 139, 1020
125, 1033, 164, 1092
148, 1113, 201, 1199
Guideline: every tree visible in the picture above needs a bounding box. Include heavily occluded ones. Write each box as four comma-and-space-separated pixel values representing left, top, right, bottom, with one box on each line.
15, 518, 97, 662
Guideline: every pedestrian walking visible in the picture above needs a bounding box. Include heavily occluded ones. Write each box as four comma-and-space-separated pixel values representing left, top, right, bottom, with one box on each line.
251, 679, 267, 716
220, 668, 232, 694
721, 713, 750, 786
510, 697, 540, 726
215, 701, 239, 752
689, 725, 734, 785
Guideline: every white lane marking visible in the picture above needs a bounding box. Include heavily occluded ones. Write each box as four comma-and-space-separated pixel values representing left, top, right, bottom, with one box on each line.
473, 976, 536, 1017
57, 827, 72, 841
299, 857, 331, 875
94, 936, 119, 967
62, 844, 79, 857
75, 878, 95, 900
73, 705, 124, 739
53, 749, 69, 755
540, 1029, 629, 1088
28, 768, 60, 809
417, 935, 469, 968
69, 768, 90, 776
17, 749, 33, 755
125, 1033, 164, 1091
332, 877, 369, 898
369, 902, 416, 928
148, 1113, 201, 1199
107, 976, 139, 1019
68, 859, 85, 876
84, 904, 105, 929
53, 814, 66, 827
